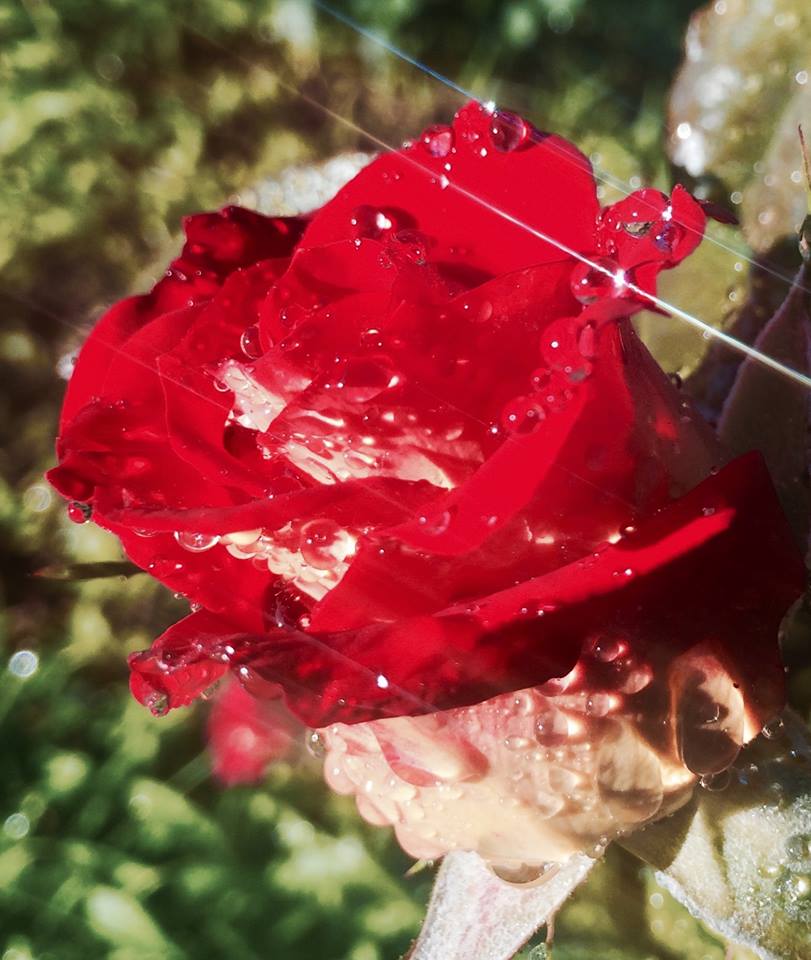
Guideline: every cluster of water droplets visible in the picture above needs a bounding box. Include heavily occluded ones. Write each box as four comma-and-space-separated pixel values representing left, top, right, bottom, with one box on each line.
171, 513, 358, 602
309, 634, 748, 875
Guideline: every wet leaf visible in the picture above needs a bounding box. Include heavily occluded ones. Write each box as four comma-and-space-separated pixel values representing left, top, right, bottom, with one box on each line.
623, 710, 811, 960
668, 0, 811, 251
717, 263, 811, 546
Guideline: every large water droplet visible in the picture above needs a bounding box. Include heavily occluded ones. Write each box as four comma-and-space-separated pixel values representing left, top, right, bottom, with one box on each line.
570, 257, 626, 304
488, 861, 551, 885
67, 501, 92, 524
350, 205, 398, 240
597, 727, 664, 822
591, 636, 627, 663
675, 660, 744, 775
300, 519, 356, 570
534, 708, 569, 746
489, 110, 529, 152
240, 324, 263, 359
174, 531, 220, 553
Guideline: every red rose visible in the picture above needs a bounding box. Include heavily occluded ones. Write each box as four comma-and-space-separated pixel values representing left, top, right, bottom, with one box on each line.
207, 680, 297, 786
48, 102, 803, 865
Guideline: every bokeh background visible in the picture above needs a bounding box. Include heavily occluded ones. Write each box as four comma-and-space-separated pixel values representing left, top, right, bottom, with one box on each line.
2, 0, 810, 957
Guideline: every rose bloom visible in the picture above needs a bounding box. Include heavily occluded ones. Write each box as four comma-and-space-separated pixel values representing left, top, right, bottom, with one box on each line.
207, 679, 298, 786
48, 103, 803, 877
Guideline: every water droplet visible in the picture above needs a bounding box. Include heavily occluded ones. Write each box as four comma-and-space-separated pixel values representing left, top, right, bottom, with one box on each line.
300, 519, 356, 569
676, 664, 744, 775
618, 663, 653, 694
489, 110, 529, 152
699, 769, 731, 791
145, 692, 169, 717
534, 708, 568, 745
786, 834, 811, 864
592, 637, 626, 662
240, 324, 262, 359
778, 870, 811, 920
736, 761, 761, 786
762, 716, 785, 740
67, 501, 92, 524
501, 395, 544, 434
387, 229, 428, 266
174, 531, 220, 553
306, 729, 327, 758
504, 736, 533, 751
585, 692, 613, 717
512, 691, 537, 715
488, 861, 551, 885
350, 205, 398, 240
577, 323, 596, 360
570, 257, 625, 304
622, 220, 653, 237
416, 510, 452, 536
652, 221, 683, 254
421, 124, 454, 157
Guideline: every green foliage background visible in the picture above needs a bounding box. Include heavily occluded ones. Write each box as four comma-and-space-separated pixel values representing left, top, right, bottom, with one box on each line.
1, 0, 808, 958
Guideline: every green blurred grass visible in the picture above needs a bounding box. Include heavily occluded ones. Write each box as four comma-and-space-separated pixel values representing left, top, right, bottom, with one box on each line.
0, 0, 787, 956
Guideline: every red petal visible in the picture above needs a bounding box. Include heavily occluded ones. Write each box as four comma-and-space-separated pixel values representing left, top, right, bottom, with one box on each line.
300, 102, 599, 277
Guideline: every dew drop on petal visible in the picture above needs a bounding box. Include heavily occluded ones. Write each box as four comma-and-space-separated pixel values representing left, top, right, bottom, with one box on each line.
592, 636, 626, 663
501, 395, 544, 434
652, 221, 683, 255
173, 531, 221, 553
145, 692, 169, 717
67, 501, 92, 524
570, 257, 625, 304
534, 708, 569, 746
387, 229, 429, 266
421, 124, 454, 158
489, 110, 529, 152
240, 324, 263, 359
300, 519, 356, 570
350, 205, 398, 240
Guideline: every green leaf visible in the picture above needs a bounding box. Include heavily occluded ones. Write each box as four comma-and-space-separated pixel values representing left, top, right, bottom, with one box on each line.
85, 885, 175, 954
